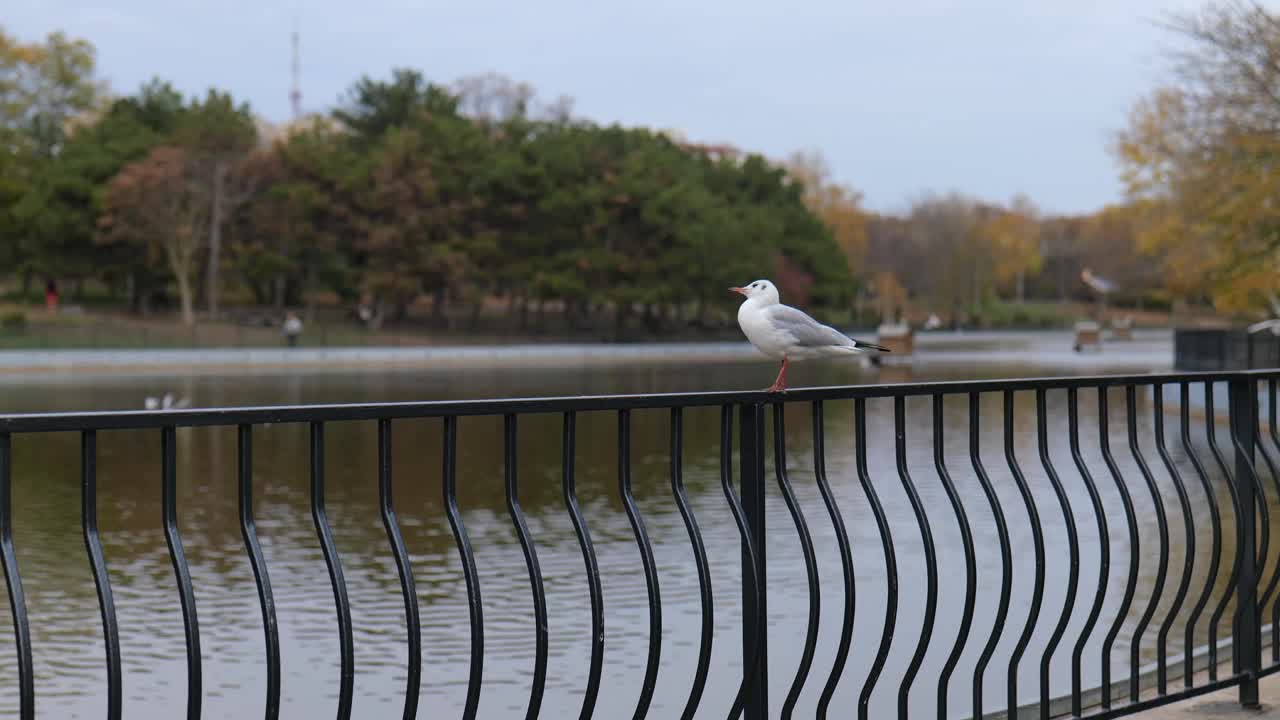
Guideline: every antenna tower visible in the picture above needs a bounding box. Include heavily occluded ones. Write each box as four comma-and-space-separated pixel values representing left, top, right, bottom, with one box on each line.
290, 24, 302, 119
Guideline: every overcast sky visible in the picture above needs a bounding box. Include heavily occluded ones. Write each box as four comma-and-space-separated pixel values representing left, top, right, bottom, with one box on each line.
12, 0, 1225, 214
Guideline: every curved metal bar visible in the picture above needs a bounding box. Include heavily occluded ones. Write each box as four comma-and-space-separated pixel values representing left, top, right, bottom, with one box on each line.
237, 425, 280, 720
561, 411, 604, 719
933, 394, 976, 720
1252, 416, 1278, 614
857, 397, 898, 720
1204, 382, 1242, 679
82, 430, 122, 720
894, 396, 938, 719
1067, 387, 1109, 717
1036, 388, 1079, 719
1098, 386, 1139, 708
310, 422, 353, 718
969, 392, 1012, 720
1246, 382, 1276, 675
1125, 385, 1169, 702
812, 400, 856, 719
1226, 380, 1265, 688
670, 407, 714, 720
1181, 382, 1223, 686
162, 426, 202, 719
1249, 383, 1278, 647
738, 402, 769, 718
1004, 390, 1046, 717
377, 420, 420, 720
1152, 386, 1196, 696
503, 415, 548, 720
0, 433, 33, 720
720, 404, 762, 720
772, 404, 820, 719
618, 409, 662, 719
1268, 379, 1280, 661
1251, 413, 1273, 614
443, 416, 483, 719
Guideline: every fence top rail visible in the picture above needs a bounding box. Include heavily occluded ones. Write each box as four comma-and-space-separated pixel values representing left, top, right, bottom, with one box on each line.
0, 369, 1275, 434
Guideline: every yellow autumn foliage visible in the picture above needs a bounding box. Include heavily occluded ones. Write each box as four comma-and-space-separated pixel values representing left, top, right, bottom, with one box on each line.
1114, 3, 1280, 314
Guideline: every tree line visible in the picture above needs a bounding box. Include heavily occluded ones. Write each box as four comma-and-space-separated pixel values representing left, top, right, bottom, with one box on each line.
1, 36, 852, 334
4, 5, 1270, 337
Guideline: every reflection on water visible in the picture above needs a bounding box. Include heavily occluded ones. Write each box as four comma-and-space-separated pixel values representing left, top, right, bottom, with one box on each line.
0, 339, 1271, 718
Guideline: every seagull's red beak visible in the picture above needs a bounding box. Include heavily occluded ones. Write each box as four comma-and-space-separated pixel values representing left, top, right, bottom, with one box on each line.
729, 287, 747, 296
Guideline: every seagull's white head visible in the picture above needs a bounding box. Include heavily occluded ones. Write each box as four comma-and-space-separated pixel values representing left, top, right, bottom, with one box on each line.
730, 279, 780, 305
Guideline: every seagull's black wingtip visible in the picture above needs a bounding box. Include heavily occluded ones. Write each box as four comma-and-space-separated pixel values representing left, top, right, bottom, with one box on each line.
859, 342, 891, 352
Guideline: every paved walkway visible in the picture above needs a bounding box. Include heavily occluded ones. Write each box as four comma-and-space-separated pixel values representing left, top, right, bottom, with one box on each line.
1141, 677, 1280, 718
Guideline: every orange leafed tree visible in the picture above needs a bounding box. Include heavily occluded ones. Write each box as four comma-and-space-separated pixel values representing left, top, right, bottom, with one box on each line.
98, 145, 204, 324
786, 149, 869, 276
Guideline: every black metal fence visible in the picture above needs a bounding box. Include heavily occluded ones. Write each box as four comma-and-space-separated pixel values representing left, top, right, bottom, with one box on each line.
2, 370, 1280, 719
1174, 328, 1280, 370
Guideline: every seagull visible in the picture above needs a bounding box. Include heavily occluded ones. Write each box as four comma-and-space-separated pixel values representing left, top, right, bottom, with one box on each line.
731, 279, 889, 392
1080, 268, 1117, 296
144, 392, 190, 410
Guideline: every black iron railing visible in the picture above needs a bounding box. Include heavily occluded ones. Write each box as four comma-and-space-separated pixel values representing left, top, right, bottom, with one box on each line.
3, 370, 1280, 718
1173, 327, 1280, 370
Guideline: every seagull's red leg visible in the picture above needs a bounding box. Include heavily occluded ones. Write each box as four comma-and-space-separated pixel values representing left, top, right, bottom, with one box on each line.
767, 356, 789, 393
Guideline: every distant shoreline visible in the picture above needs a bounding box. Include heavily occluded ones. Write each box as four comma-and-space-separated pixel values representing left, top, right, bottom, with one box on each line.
0, 329, 1173, 375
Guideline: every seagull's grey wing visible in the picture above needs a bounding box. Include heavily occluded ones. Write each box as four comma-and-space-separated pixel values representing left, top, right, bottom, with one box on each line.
766, 305, 855, 348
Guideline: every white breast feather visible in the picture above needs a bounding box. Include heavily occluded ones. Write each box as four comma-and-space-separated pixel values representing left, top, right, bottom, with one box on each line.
737, 302, 788, 359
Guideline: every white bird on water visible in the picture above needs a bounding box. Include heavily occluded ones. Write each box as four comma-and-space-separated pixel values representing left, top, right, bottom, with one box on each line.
144, 392, 190, 410
731, 279, 889, 392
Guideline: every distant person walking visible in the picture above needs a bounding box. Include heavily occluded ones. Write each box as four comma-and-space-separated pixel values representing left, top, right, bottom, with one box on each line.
44, 280, 58, 312
283, 311, 303, 347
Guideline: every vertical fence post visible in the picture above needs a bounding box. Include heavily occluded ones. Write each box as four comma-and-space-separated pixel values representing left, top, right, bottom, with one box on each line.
1230, 376, 1261, 707
739, 402, 768, 720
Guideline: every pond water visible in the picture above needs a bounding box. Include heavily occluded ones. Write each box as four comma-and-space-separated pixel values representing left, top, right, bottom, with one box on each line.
0, 331, 1272, 719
